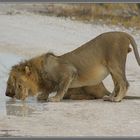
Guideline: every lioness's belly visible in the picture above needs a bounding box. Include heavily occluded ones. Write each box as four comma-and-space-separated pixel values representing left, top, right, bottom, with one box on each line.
70, 65, 109, 88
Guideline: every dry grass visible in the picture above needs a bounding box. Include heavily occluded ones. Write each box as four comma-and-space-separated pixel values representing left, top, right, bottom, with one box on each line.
37, 4, 140, 29
3, 4, 140, 29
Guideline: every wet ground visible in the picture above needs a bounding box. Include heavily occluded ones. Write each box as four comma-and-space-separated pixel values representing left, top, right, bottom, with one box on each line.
0, 12, 140, 137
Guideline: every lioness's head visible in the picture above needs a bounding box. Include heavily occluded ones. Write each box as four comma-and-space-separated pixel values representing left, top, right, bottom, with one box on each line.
5, 65, 39, 100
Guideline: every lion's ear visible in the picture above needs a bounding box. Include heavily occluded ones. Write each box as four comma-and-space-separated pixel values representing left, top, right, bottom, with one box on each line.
25, 66, 31, 76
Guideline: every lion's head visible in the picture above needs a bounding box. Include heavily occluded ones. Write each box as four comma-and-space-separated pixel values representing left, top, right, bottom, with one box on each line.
5, 65, 40, 100
5, 54, 57, 101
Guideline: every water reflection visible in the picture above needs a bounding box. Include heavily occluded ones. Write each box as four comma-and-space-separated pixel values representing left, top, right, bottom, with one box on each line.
5, 98, 40, 117
0, 98, 48, 137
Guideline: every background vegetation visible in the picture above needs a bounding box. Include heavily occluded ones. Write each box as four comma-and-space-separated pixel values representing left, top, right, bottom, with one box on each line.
33, 3, 140, 29
3, 3, 140, 29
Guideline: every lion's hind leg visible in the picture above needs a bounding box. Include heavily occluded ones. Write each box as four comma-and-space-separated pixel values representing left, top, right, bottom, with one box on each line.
104, 62, 129, 102
83, 82, 111, 99
64, 88, 95, 100
70, 93, 95, 100
64, 82, 110, 100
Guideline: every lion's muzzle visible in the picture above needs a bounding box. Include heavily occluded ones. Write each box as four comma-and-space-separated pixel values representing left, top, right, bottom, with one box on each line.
5, 91, 15, 98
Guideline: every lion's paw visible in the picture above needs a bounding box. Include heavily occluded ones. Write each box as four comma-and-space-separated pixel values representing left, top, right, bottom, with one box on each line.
103, 95, 111, 101
48, 96, 61, 102
103, 95, 122, 102
37, 94, 48, 101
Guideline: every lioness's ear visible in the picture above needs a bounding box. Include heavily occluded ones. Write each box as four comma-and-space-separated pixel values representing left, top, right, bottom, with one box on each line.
25, 66, 31, 76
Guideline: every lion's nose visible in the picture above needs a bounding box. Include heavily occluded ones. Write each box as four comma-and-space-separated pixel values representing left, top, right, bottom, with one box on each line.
5, 91, 15, 98
5, 91, 10, 96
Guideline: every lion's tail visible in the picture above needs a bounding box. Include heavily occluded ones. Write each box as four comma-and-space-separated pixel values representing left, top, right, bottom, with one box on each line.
127, 33, 140, 66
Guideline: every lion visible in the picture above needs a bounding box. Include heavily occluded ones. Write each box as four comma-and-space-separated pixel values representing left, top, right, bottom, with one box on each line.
6, 65, 139, 101
5, 31, 140, 102
5, 60, 110, 100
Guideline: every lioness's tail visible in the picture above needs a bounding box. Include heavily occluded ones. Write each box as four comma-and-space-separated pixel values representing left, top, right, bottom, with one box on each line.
127, 33, 140, 66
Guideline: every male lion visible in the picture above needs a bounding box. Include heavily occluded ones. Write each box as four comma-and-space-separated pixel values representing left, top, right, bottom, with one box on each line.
6, 59, 110, 100
5, 31, 140, 102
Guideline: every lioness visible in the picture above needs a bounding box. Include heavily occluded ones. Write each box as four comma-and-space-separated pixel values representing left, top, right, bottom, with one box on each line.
6, 31, 140, 102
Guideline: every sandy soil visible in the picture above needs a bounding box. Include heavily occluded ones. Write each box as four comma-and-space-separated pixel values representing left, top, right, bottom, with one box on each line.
0, 11, 140, 137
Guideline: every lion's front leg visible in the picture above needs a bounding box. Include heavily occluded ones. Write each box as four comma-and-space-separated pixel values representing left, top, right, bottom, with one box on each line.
37, 91, 49, 101
48, 76, 74, 102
